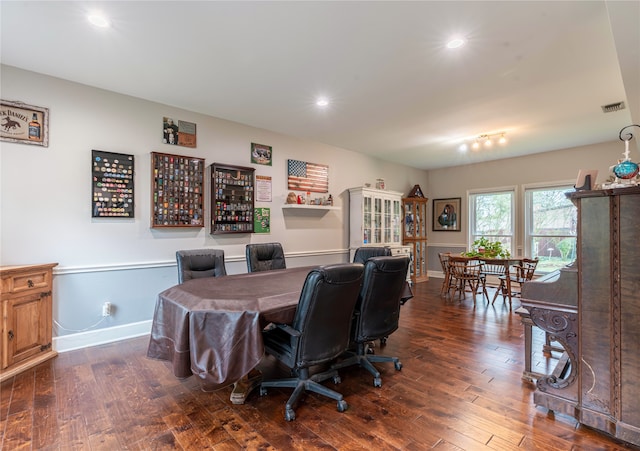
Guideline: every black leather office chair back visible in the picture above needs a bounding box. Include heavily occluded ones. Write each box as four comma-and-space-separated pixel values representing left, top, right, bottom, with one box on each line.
352, 246, 392, 264
356, 255, 409, 342
176, 249, 227, 284
259, 263, 364, 420
292, 263, 364, 368
246, 242, 286, 272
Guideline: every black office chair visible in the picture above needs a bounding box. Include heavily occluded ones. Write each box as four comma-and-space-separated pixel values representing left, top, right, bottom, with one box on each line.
176, 249, 227, 284
352, 246, 391, 264
259, 263, 364, 421
332, 255, 410, 387
246, 242, 286, 272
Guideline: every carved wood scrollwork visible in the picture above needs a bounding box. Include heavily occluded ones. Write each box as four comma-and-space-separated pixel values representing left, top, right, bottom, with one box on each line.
529, 307, 578, 391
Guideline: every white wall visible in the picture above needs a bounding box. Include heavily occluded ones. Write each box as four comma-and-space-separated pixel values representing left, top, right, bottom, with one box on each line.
0, 65, 428, 349
1, 65, 627, 350
426, 140, 625, 269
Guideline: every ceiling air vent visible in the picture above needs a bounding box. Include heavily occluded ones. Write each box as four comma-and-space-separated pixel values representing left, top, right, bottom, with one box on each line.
601, 101, 625, 113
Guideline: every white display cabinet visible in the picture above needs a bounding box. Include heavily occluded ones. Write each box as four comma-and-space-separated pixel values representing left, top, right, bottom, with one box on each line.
349, 187, 404, 259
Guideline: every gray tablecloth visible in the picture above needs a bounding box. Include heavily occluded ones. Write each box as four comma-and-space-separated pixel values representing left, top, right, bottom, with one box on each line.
147, 267, 314, 389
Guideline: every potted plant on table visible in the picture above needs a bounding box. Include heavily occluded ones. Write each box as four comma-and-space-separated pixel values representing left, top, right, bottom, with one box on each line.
463, 237, 511, 258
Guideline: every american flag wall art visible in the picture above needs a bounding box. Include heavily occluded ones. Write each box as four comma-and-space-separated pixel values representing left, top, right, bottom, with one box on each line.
287, 159, 329, 193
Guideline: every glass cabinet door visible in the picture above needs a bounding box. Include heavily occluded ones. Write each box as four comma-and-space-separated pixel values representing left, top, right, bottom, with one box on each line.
383, 198, 391, 243
363, 196, 372, 244
374, 197, 382, 243
392, 199, 401, 244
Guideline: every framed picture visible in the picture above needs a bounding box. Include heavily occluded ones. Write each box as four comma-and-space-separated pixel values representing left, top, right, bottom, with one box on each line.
251, 142, 272, 166
92, 150, 135, 218
433, 197, 461, 231
162, 117, 196, 148
0, 100, 49, 147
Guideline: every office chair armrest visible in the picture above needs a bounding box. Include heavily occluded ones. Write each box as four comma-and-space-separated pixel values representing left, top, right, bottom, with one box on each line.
274, 323, 301, 337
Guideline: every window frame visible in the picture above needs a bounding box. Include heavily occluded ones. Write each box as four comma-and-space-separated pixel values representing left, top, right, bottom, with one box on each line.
468, 186, 517, 257
523, 181, 577, 273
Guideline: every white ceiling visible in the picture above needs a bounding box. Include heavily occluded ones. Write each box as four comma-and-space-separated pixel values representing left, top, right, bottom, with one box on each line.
1, 1, 638, 170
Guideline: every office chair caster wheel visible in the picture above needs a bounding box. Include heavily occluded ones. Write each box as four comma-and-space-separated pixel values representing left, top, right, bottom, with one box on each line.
333, 374, 342, 384
259, 386, 267, 396
394, 361, 403, 371
337, 400, 348, 412
285, 409, 296, 421
374, 377, 382, 387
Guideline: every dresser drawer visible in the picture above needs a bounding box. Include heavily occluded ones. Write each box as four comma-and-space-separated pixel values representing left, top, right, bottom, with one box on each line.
1, 266, 52, 295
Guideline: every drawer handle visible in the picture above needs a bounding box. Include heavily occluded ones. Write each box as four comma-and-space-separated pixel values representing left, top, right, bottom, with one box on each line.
8, 330, 14, 341
27, 279, 34, 288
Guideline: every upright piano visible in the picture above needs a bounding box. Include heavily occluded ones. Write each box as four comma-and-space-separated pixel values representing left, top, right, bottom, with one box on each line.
520, 186, 640, 447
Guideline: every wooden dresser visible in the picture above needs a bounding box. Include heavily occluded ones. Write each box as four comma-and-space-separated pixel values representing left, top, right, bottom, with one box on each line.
523, 186, 640, 446
0, 263, 58, 382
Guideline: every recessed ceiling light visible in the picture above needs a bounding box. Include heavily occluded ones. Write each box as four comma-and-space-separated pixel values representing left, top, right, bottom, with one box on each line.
316, 98, 329, 107
88, 12, 110, 28
446, 37, 466, 49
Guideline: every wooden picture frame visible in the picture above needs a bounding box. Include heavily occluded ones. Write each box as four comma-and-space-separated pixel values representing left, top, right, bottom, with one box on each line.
0, 100, 49, 147
150, 152, 204, 228
433, 197, 461, 231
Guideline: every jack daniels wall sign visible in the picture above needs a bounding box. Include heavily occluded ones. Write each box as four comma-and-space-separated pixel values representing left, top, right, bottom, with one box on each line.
92, 150, 134, 218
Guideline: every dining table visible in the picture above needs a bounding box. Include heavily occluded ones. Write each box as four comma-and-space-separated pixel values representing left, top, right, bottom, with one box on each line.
448, 255, 524, 304
147, 266, 314, 392
147, 264, 414, 401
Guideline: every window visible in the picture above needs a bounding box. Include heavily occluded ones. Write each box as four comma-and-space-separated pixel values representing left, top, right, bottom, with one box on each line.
469, 190, 515, 255
525, 185, 577, 273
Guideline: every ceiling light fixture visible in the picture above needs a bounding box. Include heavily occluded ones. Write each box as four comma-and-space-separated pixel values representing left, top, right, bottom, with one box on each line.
446, 37, 466, 49
88, 12, 110, 28
316, 98, 329, 107
471, 132, 508, 149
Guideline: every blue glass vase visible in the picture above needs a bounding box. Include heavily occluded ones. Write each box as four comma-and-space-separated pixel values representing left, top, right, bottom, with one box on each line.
613, 160, 639, 179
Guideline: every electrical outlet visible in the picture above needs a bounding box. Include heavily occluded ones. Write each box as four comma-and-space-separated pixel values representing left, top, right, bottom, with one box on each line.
102, 301, 112, 317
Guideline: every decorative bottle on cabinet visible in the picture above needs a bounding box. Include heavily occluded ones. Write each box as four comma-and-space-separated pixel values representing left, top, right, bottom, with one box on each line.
402, 186, 428, 284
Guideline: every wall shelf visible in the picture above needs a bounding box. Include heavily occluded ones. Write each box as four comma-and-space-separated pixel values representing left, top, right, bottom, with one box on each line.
282, 204, 340, 211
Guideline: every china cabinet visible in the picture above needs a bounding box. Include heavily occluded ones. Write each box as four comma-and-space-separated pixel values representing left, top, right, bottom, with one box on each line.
1, 263, 58, 382
349, 187, 404, 260
402, 196, 429, 283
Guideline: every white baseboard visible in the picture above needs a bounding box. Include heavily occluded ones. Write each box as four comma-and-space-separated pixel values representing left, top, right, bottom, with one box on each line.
53, 320, 152, 353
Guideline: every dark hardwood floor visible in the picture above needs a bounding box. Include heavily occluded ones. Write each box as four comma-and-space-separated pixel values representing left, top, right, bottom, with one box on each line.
2, 279, 638, 450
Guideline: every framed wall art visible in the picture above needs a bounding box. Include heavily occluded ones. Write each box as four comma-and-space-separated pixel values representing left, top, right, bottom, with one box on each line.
251, 142, 272, 166
287, 159, 328, 193
433, 197, 461, 231
210, 162, 255, 234
92, 150, 134, 218
162, 116, 197, 148
151, 152, 204, 227
0, 100, 49, 147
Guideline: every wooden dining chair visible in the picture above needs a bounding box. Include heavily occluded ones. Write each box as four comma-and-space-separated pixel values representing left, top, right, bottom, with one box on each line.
437, 252, 456, 297
448, 258, 483, 302
479, 258, 509, 303
495, 258, 539, 307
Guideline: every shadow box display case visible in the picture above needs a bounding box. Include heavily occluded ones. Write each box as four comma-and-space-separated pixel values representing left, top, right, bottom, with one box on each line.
210, 163, 255, 234
150, 152, 204, 228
